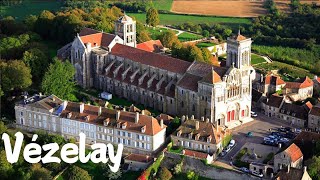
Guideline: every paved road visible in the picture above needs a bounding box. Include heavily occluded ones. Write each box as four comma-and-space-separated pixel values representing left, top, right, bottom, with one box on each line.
217, 111, 299, 164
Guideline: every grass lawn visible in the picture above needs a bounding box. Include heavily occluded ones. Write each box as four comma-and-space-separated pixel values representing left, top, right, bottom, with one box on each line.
0, 0, 63, 20
196, 42, 216, 48
152, 0, 173, 11
147, 26, 178, 39
129, 12, 252, 30
251, 53, 266, 65
178, 32, 202, 42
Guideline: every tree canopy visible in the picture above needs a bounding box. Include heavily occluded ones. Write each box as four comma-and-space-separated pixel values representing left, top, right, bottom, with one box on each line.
66, 165, 91, 180
41, 58, 76, 100
146, 8, 160, 27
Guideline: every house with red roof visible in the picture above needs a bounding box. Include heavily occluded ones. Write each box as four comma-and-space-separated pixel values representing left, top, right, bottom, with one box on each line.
257, 74, 286, 95
274, 143, 303, 172
283, 77, 313, 101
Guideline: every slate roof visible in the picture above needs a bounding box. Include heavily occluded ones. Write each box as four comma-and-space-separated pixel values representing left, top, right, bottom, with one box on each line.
280, 102, 309, 120
310, 106, 320, 116
275, 167, 305, 180
265, 95, 284, 108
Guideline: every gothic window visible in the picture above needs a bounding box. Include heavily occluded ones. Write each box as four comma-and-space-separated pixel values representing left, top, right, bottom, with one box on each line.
192, 104, 195, 111
181, 101, 184, 107
181, 90, 184, 94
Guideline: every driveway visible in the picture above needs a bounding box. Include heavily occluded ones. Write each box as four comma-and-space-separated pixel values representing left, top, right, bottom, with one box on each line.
218, 111, 298, 163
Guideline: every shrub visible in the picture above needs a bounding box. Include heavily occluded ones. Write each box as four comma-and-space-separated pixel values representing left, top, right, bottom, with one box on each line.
158, 167, 172, 180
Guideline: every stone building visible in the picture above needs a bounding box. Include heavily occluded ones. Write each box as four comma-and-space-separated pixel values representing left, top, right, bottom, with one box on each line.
279, 102, 311, 128
308, 105, 320, 132
274, 143, 303, 172
170, 116, 230, 154
274, 166, 312, 180
60, 14, 256, 128
15, 95, 166, 155
256, 74, 286, 95
283, 77, 313, 101
261, 95, 284, 118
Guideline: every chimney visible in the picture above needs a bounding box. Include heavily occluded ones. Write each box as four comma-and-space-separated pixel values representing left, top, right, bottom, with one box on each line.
278, 143, 282, 149
201, 116, 204, 121
186, 115, 189, 120
261, 74, 264, 83
195, 121, 199, 130
62, 101, 68, 110
122, 107, 126, 111
303, 166, 307, 172
191, 115, 195, 120
160, 119, 164, 128
135, 112, 139, 123
98, 106, 102, 116
80, 103, 84, 113
314, 75, 318, 80
206, 118, 210, 123
141, 110, 145, 115
287, 165, 290, 173
67, 112, 72, 119
116, 110, 120, 121
216, 121, 219, 130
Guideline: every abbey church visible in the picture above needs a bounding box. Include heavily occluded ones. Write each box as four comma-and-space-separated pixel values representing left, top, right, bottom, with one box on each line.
59, 14, 255, 128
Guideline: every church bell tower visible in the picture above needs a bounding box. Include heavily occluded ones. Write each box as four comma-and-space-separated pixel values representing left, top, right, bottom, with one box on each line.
226, 30, 252, 69
115, 13, 137, 47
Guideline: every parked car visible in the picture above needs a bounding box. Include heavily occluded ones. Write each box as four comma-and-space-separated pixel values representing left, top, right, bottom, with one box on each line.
240, 167, 250, 173
220, 151, 227, 157
278, 127, 287, 132
225, 146, 231, 152
278, 138, 289, 143
229, 139, 236, 148
251, 111, 258, 117
252, 171, 263, 178
246, 132, 253, 137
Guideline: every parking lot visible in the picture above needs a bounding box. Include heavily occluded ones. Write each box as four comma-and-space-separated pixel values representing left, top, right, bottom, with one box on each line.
218, 111, 300, 163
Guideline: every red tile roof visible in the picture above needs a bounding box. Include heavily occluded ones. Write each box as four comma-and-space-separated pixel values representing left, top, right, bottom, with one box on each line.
125, 154, 153, 163
137, 40, 163, 53
304, 101, 313, 111
183, 149, 208, 159
264, 75, 285, 85
284, 76, 313, 89
111, 43, 192, 74
80, 33, 116, 48
177, 73, 202, 91
284, 143, 303, 162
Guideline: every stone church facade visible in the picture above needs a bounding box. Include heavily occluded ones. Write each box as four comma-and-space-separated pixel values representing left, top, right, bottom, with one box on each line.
61, 14, 255, 128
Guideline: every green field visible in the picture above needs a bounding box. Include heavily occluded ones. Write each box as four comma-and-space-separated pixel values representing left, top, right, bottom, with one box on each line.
251, 54, 266, 65
0, 1, 63, 20
147, 27, 178, 39
196, 42, 216, 48
178, 32, 202, 42
152, 0, 173, 11
129, 12, 252, 30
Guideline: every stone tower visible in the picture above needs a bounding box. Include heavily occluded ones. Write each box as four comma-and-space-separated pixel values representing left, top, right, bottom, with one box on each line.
115, 13, 136, 47
226, 30, 252, 69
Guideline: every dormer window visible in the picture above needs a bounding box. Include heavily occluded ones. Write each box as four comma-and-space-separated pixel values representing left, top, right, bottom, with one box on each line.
103, 118, 110, 126
84, 115, 90, 122
67, 112, 72, 119
177, 130, 182, 137
207, 135, 212, 143
122, 122, 127, 129
188, 132, 193, 139
194, 134, 200, 140
117, 122, 121, 128
141, 125, 146, 133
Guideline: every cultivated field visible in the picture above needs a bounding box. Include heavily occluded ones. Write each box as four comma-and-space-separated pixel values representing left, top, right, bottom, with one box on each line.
171, 0, 267, 17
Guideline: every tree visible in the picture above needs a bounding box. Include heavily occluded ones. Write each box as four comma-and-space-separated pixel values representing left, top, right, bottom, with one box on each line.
187, 170, 199, 180
24, 15, 38, 31
201, 48, 213, 64
66, 165, 91, 180
308, 156, 320, 180
31, 164, 53, 180
0, 150, 13, 179
0, 121, 7, 134
0, 60, 32, 93
137, 30, 151, 43
35, 10, 56, 39
106, 167, 122, 180
23, 48, 49, 85
187, 45, 203, 62
158, 167, 172, 180
146, 8, 160, 27
158, 31, 179, 48
41, 58, 76, 100
202, 30, 210, 37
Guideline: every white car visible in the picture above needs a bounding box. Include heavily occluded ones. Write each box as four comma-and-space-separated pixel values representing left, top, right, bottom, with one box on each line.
251, 111, 258, 117
225, 146, 231, 152
229, 139, 236, 148
252, 171, 263, 178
